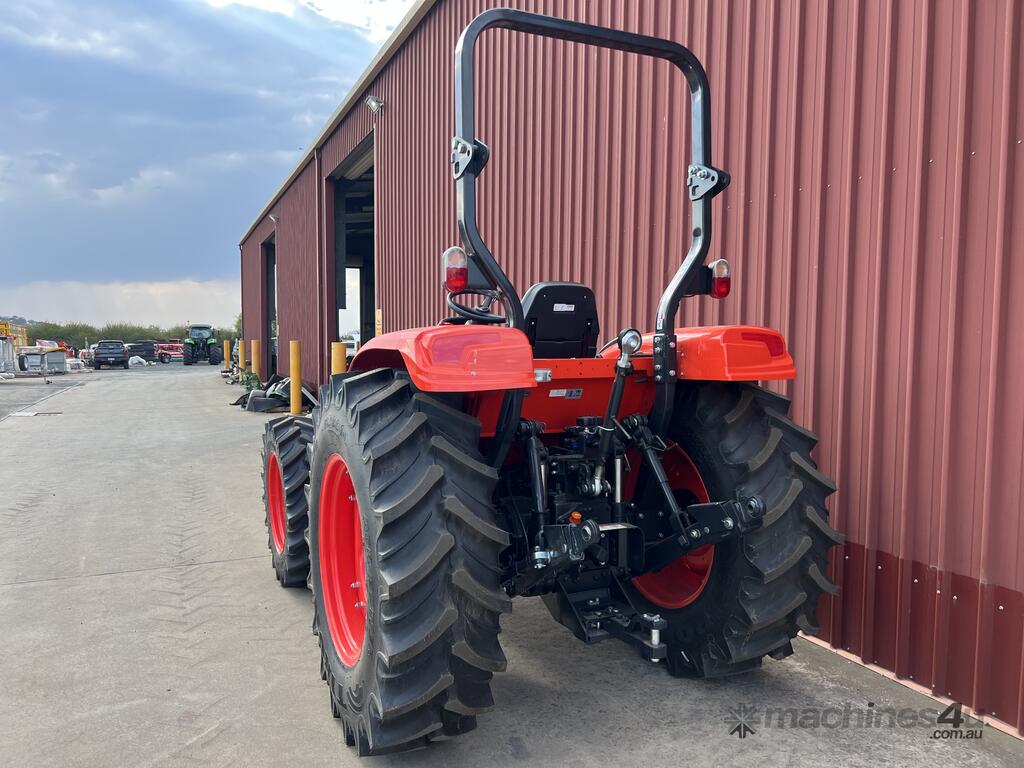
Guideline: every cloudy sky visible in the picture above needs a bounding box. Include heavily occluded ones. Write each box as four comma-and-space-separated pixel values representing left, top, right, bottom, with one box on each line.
0, 0, 414, 327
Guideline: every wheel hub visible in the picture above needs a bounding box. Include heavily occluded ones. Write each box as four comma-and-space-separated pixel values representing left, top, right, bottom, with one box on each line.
318, 453, 367, 667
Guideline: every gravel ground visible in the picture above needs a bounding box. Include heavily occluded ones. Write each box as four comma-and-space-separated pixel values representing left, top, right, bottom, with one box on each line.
0, 366, 1020, 767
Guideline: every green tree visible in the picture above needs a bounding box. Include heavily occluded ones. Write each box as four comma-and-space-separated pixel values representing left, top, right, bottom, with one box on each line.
22, 319, 239, 348
25, 321, 100, 349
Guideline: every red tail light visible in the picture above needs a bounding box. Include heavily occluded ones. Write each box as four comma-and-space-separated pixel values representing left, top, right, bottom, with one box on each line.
708, 258, 731, 299
442, 246, 469, 293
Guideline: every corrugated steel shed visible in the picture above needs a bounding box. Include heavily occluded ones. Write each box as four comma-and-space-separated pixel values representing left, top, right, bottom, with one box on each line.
240, 0, 1024, 734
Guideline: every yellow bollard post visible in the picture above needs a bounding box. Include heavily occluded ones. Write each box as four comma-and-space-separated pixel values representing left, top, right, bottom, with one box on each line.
331, 341, 347, 375
238, 339, 247, 374
223, 339, 230, 371
290, 340, 302, 415
251, 339, 261, 381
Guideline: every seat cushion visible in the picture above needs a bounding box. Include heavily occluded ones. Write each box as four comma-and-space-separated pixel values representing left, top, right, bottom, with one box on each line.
521, 282, 600, 359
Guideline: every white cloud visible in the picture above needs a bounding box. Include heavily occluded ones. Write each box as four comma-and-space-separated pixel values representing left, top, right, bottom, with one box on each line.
0, 1, 315, 99
14, 99, 54, 122
206, 0, 414, 42
0, 3, 180, 68
92, 166, 180, 204
0, 151, 299, 206
0, 154, 177, 206
292, 110, 320, 127
0, 20, 134, 60
205, 0, 296, 15
0, 151, 78, 203
0, 280, 241, 328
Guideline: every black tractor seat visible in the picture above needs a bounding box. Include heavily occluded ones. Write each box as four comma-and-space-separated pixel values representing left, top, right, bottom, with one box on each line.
521, 282, 600, 359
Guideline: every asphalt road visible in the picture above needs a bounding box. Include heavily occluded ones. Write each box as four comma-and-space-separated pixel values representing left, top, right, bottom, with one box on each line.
1, 366, 1020, 767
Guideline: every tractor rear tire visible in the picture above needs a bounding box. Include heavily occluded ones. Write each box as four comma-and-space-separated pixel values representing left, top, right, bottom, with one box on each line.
306, 369, 510, 755
625, 381, 842, 678
183, 344, 194, 365
209, 345, 223, 366
262, 415, 313, 587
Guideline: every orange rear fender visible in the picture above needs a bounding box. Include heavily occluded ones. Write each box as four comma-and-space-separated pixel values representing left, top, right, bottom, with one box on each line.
351, 324, 792, 437
350, 325, 537, 392
600, 325, 796, 381
672, 325, 795, 380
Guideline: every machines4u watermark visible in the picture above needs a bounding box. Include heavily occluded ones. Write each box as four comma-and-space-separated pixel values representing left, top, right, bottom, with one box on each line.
725, 701, 985, 740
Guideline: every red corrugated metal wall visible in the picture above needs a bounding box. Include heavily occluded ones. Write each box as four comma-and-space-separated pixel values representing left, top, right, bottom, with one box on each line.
241, 0, 1024, 733
241, 163, 321, 383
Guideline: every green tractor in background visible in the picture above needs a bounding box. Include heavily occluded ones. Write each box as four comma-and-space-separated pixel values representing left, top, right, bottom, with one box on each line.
182, 324, 223, 366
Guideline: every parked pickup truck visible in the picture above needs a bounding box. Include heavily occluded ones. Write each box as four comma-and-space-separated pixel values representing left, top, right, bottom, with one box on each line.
93, 340, 129, 369
125, 339, 158, 362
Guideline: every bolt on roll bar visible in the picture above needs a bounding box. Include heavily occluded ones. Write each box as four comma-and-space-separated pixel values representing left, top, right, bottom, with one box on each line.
451, 7, 730, 336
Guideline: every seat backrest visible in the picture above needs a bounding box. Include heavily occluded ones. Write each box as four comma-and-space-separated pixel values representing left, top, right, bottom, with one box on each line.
521, 282, 600, 359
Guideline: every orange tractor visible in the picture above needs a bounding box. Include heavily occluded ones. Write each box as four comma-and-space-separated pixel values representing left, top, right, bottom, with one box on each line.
261, 9, 840, 756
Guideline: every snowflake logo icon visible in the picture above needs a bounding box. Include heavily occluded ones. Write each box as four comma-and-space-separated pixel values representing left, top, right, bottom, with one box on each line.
724, 704, 760, 738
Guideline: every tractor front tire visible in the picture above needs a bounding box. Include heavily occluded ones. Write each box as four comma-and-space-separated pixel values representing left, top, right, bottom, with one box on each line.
307, 369, 510, 755
262, 415, 313, 586
626, 381, 842, 678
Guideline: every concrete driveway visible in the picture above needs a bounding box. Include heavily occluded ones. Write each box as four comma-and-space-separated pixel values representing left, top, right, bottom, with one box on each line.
0, 376, 78, 420
1, 367, 1020, 767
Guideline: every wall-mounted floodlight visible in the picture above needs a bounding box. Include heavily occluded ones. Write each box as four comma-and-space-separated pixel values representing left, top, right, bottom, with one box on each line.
364, 95, 384, 114
269, 214, 279, 224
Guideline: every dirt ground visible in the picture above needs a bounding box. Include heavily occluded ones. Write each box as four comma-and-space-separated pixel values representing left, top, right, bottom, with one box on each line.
1, 366, 1021, 767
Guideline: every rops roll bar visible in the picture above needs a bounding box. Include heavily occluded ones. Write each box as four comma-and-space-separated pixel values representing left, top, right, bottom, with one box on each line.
451, 7, 730, 334
451, 8, 730, 434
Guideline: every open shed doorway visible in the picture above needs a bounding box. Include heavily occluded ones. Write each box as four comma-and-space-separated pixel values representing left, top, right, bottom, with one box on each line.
332, 135, 375, 361
261, 234, 277, 375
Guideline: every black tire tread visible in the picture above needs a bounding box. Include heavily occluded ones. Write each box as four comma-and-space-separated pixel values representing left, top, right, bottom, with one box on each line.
262, 415, 313, 587
310, 369, 508, 755
659, 381, 842, 678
